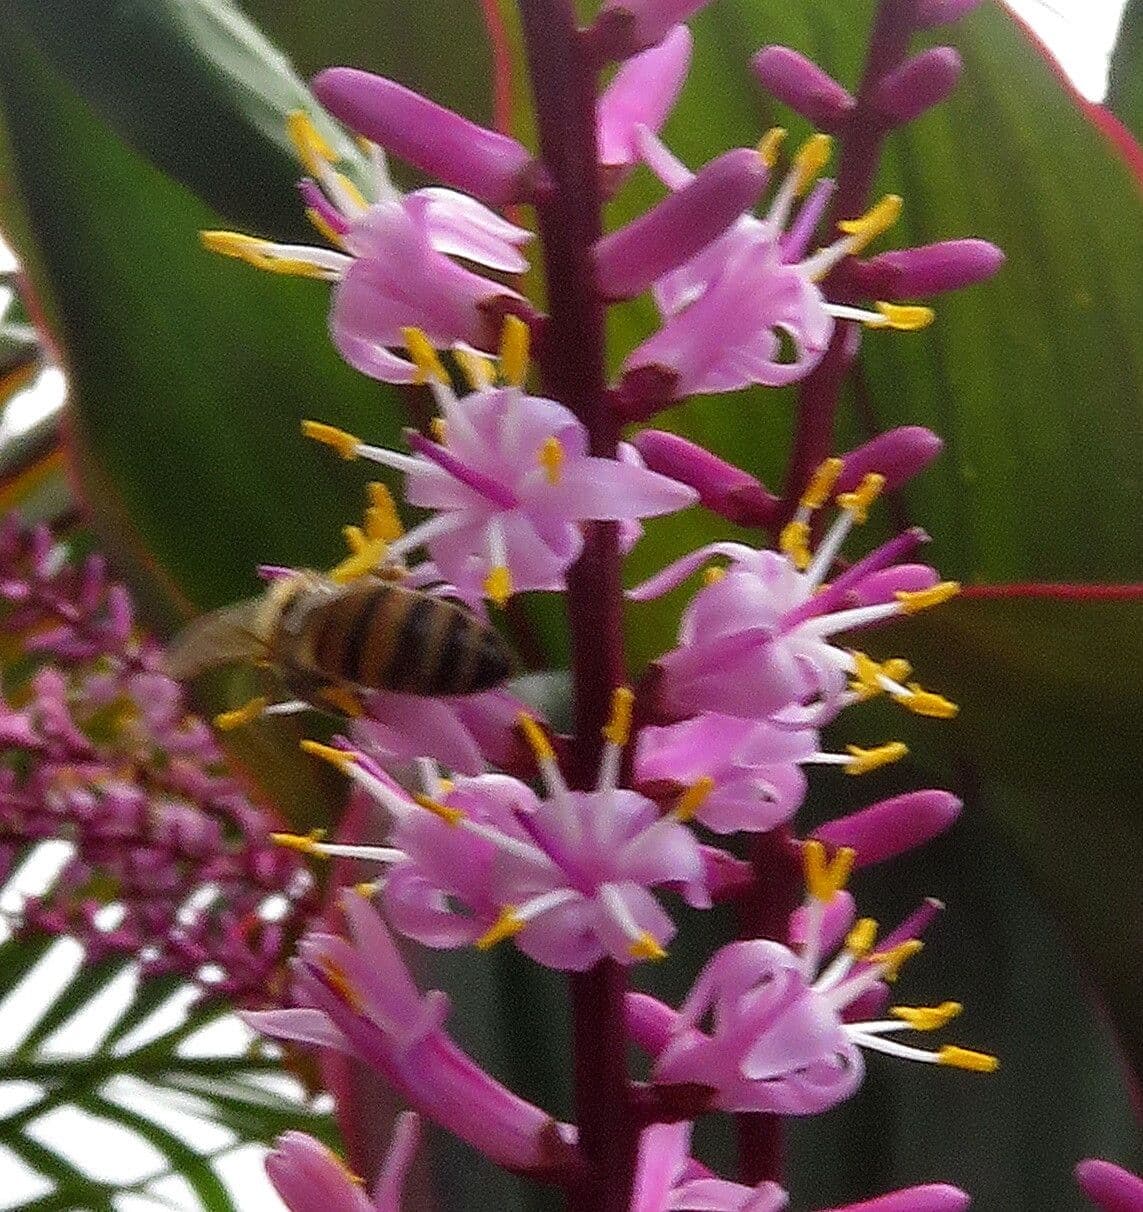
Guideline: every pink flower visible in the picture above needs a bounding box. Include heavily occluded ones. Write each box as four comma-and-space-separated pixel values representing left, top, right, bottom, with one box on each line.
246, 894, 577, 1176
266, 1116, 419, 1212
626, 843, 996, 1114
289, 692, 707, 969
1075, 1160, 1143, 1212
336, 378, 696, 606
202, 111, 530, 383
630, 463, 957, 726
620, 128, 933, 400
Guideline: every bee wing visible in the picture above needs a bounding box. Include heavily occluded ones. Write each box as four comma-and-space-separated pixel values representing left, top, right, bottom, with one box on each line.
162, 600, 264, 681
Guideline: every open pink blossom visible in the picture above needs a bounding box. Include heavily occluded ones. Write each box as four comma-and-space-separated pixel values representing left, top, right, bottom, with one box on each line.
266, 1115, 420, 1212
203, 111, 530, 382
288, 694, 707, 969
621, 128, 932, 400
246, 894, 577, 1175
630, 467, 956, 726
345, 383, 696, 606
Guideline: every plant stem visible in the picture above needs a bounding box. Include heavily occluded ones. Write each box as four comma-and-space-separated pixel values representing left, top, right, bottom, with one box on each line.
516, 1, 634, 1208
782, 0, 918, 516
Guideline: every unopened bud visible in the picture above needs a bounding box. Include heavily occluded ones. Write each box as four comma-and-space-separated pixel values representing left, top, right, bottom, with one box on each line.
751, 46, 856, 132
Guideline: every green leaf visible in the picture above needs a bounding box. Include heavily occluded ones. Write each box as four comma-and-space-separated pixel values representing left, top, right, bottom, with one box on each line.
1109, 0, 1143, 142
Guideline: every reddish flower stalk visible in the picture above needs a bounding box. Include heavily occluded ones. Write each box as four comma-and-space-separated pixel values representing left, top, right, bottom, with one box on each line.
516, 0, 636, 1205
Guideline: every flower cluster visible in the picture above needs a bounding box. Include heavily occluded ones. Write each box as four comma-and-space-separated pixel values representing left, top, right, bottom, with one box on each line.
165, 0, 1039, 1204
0, 514, 316, 1000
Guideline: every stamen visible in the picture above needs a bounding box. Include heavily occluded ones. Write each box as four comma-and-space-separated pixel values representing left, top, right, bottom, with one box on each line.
844, 741, 908, 775
837, 194, 902, 254
365, 482, 404, 541
867, 938, 923, 981
891, 1002, 963, 1030
756, 126, 787, 168
846, 917, 879, 958
901, 684, 959, 719
300, 739, 357, 773
476, 906, 525, 950
674, 776, 715, 823
214, 697, 268, 730
802, 839, 856, 902
539, 436, 565, 485
599, 884, 667, 961
455, 347, 495, 390
836, 472, 885, 524
302, 420, 361, 460
306, 208, 348, 247
411, 792, 465, 827
793, 133, 832, 196
315, 955, 366, 1014
329, 534, 387, 584
430, 417, 448, 441
271, 829, 328, 855
875, 301, 935, 331
702, 565, 727, 585
601, 687, 635, 748
200, 231, 345, 279
938, 1046, 1000, 1073
849, 651, 887, 701
500, 315, 530, 387
895, 581, 961, 614
780, 520, 812, 570
484, 565, 513, 608
401, 327, 450, 385
801, 457, 844, 512
518, 712, 557, 765
630, 932, 668, 961
286, 110, 337, 175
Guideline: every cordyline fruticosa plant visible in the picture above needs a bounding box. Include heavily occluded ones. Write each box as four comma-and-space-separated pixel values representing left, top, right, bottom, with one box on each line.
14, 0, 1139, 1208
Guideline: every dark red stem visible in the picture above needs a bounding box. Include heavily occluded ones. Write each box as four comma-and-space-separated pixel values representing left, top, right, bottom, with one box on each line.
515, 1, 634, 1208
781, 0, 919, 517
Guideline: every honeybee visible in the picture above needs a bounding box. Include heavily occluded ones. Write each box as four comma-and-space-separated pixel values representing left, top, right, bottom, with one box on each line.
164, 572, 515, 706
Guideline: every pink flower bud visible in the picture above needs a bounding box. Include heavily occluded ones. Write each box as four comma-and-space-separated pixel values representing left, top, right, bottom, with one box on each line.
837, 426, 943, 493
912, 0, 984, 28
825, 1187, 970, 1212
1075, 1159, 1143, 1212
814, 791, 962, 867
632, 430, 778, 526
313, 69, 535, 206
595, 147, 768, 299
851, 238, 1005, 297
751, 47, 856, 131
599, 0, 714, 58
871, 48, 963, 124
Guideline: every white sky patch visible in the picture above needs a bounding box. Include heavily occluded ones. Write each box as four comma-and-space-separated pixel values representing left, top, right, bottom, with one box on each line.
1005, 0, 1130, 101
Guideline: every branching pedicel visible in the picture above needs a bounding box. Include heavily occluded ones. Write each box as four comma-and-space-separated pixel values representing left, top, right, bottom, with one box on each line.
198, 0, 1032, 1206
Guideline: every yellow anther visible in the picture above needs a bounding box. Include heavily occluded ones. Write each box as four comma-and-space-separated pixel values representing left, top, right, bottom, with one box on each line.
323, 1144, 365, 1187
802, 839, 856, 903
702, 565, 727, 586
794, 133, 832, 196
780, 520, 812, 571
401, 327, 449, 385
844, 741, 908, 775
286, 110, 338, 174
366, 482, 404, 541
270, 829, 328, 856
412, 792, 465, 827
800, 457, 844, 511
329, 538, 387, 584
539, 436, 565, 485
302, 420, 360, 460
836, 472, 885, 524
300, 739, 356, 772
881, 658, 913, 683
938, 1045, 999, 1073
200, 231, 331, 279
475, 906, 525, 950
343, 524, 368, 554
675, 776, 715, 823
354, 881, 378, 898
316, 955, 365, 1013
500, 315, 530, 387
333, 171, 369, 212
484, 565, 513, 607
868, 938, 923, 981
902, 684, 959, 719
895, 581, 961, 614
214, 697, 268, 731
602, 686, 635, 748
306, 208, 347, 248
837, 194, 903, 254
891, 1002, 963, 1031
629, 931, 667, 962
874, 301, 935, 331
320, 686, 365, 718
757, 126, 787, 168
846, 917, 879, 957
454, 347, 495, 391
849, 651, 887, 701
517, 712, 557, 765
